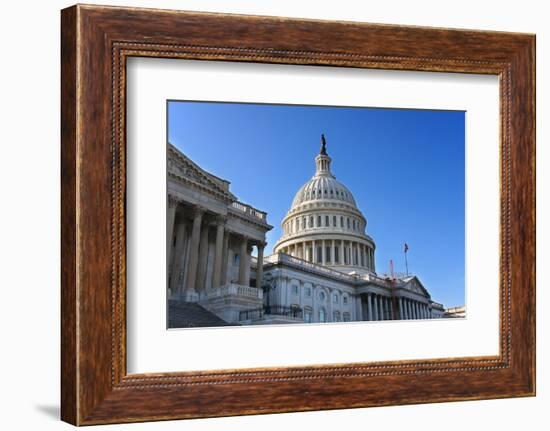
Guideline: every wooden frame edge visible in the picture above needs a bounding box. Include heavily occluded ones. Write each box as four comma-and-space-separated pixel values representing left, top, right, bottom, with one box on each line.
60, 4, 536, 425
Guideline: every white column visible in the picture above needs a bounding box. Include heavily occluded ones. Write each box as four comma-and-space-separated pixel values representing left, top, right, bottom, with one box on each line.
238, 236, 248, 285
169, 220, 187, 295
322, 240, 326, 265
331, 240, 335, 265
220, 231, 230, 286
398, 297, 404, 320
367, 293, 373, 321
167, 197, 178, 264
256, 242, 265, 290
211, 216, 225, 289
367, 248, 372, 270
196, 219, 210, 291
184, 207, 203, 293
378, 295, 384, 321
373, 294, 379, 320
328, 288, 333, 322
355, 295, 363, 321
312, 240, 317, 264
311, 284, 317, 322
340, 240, 345, 265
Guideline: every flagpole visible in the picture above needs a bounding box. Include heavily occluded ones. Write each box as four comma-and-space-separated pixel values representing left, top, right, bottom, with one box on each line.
404, 243, 409, 276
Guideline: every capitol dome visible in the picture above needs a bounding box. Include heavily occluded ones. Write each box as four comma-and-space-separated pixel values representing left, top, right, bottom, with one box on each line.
273, 135, 376, 275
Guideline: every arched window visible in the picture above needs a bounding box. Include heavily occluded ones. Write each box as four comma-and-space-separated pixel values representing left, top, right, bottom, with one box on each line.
333, 311, 341, 322
319, 308, 326, 323
333, 293, 339, 304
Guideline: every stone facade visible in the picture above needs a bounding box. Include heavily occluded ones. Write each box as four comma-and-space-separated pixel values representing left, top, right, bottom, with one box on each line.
168, 138, 448, 328
167, 144, 271, 321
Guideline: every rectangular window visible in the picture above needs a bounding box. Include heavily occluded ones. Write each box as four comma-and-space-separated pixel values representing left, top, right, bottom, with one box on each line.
335, 246, 339, 263
333, 215, 337, 226
326, 246, 331, 263
305, 287, 311, 297
317, 247, 322, 263
347, 218, 350, 229
340, 216, 344, 227
317, 215, 321, 226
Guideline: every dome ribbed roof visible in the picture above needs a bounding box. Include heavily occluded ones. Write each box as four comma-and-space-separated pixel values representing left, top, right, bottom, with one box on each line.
291, 175, 357, 208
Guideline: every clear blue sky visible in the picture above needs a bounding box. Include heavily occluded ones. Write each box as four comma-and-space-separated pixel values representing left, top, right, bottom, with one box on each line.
168, 101, 465, 308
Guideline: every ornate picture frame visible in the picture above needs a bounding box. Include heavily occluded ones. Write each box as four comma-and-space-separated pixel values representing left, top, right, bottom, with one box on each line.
61, 4, 535, 425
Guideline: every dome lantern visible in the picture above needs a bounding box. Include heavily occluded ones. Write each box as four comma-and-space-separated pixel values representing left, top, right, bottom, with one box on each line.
315, 134, 333, 177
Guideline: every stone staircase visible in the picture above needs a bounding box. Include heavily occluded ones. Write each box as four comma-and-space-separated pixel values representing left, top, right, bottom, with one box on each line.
168, 300, 237, 328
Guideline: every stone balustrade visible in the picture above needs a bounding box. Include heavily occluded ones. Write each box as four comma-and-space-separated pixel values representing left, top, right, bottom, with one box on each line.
203, 283, 263, 300
230, 201, 267, 221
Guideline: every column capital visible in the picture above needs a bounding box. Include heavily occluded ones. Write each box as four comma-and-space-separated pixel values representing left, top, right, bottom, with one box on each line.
213, 214, 227, 225
168, 194, 182, 208
191, 205, 206, 217
256, 241, 267, 249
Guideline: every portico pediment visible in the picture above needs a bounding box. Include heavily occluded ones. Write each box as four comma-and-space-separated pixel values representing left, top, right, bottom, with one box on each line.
402, 276, 430, 298
168, 145, 236, 202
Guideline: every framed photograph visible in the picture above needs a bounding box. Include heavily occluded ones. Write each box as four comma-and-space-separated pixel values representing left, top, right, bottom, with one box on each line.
61, 4, 535, 425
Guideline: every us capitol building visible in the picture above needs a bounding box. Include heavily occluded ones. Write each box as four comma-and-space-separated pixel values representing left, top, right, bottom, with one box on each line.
167, 136, 446, 328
